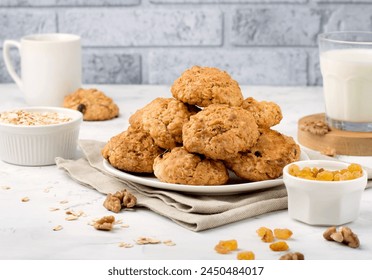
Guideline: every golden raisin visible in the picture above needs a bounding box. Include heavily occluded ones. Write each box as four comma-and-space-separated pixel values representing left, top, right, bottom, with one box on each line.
298, 168, 312, 178
348, 163, 362, 172
214, 239, 238, 254
340, 168, 348, 174
288, 164, 300, 176
316, 171, 334, 181
269, 241, 289, 251
311, 167, 320, 177
274, 228, 293, 240
214, 244, 230, 254
341, 171, 353, 180
256, 226, 270, 237
352, 171, 363, 179
256, 227, 274, 243
218, 239, 238, 251
333, 173, 341, 181
237, 251, 255, 260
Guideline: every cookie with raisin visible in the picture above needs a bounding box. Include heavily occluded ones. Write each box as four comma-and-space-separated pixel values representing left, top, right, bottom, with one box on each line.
63, 88, 119, 121
242, 97, 282, 128
153, 147, 229, 185
171, 66, 243, 107
129, 97, 198, 149
224, 129, 300, 181
183, 104, 259, 160
102, 126, 164, 173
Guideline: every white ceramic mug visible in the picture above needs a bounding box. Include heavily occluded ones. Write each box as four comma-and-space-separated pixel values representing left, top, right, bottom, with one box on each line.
3, 33, 82, 106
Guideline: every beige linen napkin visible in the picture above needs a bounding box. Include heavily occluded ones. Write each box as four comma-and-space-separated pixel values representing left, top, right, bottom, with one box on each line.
56, 140, 289, 232
56, 140, 372, 232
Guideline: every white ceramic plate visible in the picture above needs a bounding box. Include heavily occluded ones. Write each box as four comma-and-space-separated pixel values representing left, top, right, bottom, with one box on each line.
102, 149, 309, 195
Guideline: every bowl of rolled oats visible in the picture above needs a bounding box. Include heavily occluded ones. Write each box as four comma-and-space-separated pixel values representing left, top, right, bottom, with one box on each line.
0, 107, 82, 166
283, 160, 367, 226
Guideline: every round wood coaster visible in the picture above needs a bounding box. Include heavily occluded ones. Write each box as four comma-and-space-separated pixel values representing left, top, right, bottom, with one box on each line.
298, 113, 372, 156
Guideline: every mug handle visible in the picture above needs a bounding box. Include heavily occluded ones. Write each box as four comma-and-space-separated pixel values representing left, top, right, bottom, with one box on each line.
2, 40, 23, 90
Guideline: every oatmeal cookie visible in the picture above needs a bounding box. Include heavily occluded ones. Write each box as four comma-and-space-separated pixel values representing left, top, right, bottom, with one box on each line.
171, 66, 243, 107
225, 129, 300, 181
129, 97, 198, 149
63, 88, 119, 121
153, 147, 229, 185
242, 97, 282, 128
102, 126, 164, 173
183, 104, 259, 160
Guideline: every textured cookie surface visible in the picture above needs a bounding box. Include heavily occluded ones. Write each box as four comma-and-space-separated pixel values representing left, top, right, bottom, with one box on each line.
153, 147, 229, 185
225, 129, 300, 181
183, 104, 259, 160
63, 88, 119, 121
171, 66, 243, 107
102, 126, 163, 173
242, 97, 283, 128
129, 97, 198, 149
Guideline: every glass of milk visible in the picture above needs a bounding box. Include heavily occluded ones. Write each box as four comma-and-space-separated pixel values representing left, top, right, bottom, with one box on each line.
319, 31, 372, 132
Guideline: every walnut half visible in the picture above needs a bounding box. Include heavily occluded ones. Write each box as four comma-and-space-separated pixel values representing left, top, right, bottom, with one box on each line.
279, 252, 305, 260
94, 215, 115, 231
103, 189, 137, 213
340, 227, 360, 248
300, 120, 330, 136
323, 226, 360, 248
103, 193, 122, 213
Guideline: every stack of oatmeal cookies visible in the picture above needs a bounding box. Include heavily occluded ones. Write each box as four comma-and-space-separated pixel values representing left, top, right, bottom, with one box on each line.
102, 66, 300, 185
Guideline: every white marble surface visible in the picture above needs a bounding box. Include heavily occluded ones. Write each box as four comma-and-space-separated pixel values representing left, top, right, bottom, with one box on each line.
0, 84, 371, 260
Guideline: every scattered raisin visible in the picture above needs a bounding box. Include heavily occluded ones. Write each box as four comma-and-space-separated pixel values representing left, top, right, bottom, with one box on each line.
237, 251, 255, 260
256, 227, 274, 243
214, 239, 238, 254
274, 228, 293, 240
269, 241, 289, 251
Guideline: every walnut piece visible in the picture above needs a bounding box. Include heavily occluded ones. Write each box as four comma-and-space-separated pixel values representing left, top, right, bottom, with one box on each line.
340, 227, 360, 248
330, 232, 344, 243
122, 190, 137, 208
323, 226, 360, 248
300, 120, 330, 135
323, 226, 337, 241
94, 215, 115, 231
103, 189, 137, 213
279, 252, 305, 260
103, 193, 122, 213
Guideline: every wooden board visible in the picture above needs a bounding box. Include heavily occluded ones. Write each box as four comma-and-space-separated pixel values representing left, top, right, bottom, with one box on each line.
298, 113, 372, 156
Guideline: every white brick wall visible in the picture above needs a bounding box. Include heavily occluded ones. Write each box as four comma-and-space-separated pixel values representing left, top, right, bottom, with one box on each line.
58, 9, 223, 46
149, 49, 307, 85
0, 0, 371, 86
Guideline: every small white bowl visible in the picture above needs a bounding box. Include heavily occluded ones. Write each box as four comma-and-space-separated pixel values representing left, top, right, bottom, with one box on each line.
283, 160, 367, 226
0, 107, 82, 166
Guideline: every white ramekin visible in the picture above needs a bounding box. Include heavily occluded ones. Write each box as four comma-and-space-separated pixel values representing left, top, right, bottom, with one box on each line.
0, 107, 82, 166
283, 160, 368, 226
